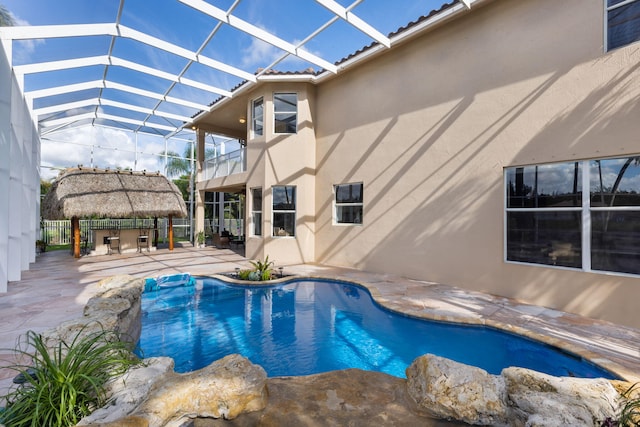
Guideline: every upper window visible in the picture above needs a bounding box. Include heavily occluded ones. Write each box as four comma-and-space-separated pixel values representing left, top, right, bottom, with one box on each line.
334, 183, 363, 225
505, 156, 640, 275
252, 97, 263, 137
251, 187, 262, 236
606, 0, 640, 51
274, 93, 297, 134
272, 186, 296, 237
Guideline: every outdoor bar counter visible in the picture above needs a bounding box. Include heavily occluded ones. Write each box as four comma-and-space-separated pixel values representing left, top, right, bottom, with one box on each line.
91, 226, 155, 255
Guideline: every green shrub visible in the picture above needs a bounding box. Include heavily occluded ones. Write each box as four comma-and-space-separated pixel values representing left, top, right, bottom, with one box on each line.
237, 269, 252, 280
0, 327, 140, 427
619, 382, 640, 427
235, 256, 275, 281
248, 255, 274, 281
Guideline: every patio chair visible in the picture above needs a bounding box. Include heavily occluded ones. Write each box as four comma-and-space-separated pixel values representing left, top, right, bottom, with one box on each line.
81, 232, 90, 256
212, 232, 230, 248
137, 229, 150, 253
107, 229, 120, 255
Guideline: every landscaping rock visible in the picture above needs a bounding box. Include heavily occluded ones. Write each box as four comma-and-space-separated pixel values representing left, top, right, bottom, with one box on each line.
503, 367, 620, 427
77, 357, 176, 425
406, 354, 509, 425
137, 354, 267, 424
80, 354, 268, 426
194, 368, 463, 427
42, 275, 144, 347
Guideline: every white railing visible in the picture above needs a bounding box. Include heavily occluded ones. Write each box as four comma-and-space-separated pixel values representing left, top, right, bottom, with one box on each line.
204, 148, 246, 180
40, 219, 192, 246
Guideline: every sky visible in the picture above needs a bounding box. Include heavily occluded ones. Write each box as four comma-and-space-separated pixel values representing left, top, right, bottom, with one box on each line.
2, 0, 450, 180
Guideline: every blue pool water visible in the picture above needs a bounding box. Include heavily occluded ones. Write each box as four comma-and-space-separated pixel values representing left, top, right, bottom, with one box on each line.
136, 278, 617, 379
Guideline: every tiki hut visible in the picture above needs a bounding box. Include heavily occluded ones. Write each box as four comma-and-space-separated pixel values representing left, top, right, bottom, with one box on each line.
42, 167, 188, 257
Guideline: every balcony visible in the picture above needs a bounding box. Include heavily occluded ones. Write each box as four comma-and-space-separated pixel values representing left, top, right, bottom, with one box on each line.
203, 148, 246, 180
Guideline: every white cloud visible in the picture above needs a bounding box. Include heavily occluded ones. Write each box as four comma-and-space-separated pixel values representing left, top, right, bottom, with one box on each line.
39, 125, 171, 180
241, 36, 280, 70
9, 15, 45, 64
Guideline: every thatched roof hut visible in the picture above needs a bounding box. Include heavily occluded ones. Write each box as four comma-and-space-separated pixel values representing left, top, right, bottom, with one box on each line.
42, 168, 188, 257
42, 167, 187, 220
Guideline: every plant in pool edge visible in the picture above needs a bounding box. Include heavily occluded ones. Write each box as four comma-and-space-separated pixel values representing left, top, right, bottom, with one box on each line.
238, 255, 275, 281
0, 327, 141, 427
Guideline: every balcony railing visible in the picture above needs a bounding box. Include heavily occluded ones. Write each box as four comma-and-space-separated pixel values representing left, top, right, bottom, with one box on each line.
203, 148, 246, 180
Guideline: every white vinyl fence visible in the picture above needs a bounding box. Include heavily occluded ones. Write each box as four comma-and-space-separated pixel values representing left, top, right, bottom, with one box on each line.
40, 218, 192, 246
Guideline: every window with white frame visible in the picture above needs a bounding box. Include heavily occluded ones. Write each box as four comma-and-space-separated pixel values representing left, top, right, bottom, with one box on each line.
252, 97, 263, 137
505, 156, 640, 275
251, 187, 262, 236
606, 0, 640, 51
274, 93, 297, 134
334, 183, 363, 224
272, 186, 296, 237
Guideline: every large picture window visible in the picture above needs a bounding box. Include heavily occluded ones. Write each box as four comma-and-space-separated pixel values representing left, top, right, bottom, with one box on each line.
252, 97, 263, 137
505, 156, 640, 275
606, 0, 640, 51
272, 186, 296, 237
251, 187, 262, 236
274, 93, 297, 134
334, 183, 363, 224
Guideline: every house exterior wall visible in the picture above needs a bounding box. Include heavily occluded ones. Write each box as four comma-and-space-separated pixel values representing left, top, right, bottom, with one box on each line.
243, 82, 317, 265
313, 0, 640, 328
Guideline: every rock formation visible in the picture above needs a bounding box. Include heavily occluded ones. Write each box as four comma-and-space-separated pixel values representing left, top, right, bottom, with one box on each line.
79, 355, 268, 426
406, 354, 623, 426
503, 367, 620, 427
406, 354, 509, 425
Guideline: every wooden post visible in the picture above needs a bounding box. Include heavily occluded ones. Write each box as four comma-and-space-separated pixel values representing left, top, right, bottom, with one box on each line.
72, 216, 81, 258
168, 215, 174, 251
154, 217, 159, 247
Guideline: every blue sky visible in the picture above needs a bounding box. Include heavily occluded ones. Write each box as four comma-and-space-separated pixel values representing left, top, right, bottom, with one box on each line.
2, 0, 449, 180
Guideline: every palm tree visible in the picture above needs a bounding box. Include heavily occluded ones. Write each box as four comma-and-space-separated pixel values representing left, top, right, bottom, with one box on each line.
0, 4, 15, 27
163, 150, 190, 178
162, 143, 217, 178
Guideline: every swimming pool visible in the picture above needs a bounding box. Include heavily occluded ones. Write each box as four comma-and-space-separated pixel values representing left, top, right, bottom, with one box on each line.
136, 277, 617, 379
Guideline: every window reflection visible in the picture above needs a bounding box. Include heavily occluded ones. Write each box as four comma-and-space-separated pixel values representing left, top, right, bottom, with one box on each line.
274, 93, 297, 134
592, 211, 640, 275
507, 162, 581, 208
607, 0, 640, 51
251, 188, 262, 236
273, 186, 296, 237
590, 157, 640, 207
506, 211, 581, 268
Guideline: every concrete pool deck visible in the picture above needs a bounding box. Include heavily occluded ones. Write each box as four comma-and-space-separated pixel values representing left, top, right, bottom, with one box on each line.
1, 244, 639, 396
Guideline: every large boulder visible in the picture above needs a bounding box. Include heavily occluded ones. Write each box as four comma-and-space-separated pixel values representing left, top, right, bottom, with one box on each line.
137, 354, 268, 423
406, 354, 509, 425
503, 367, 620, 427
83, 275, 145, 343
80, 354, 268, 426
77, 357, 176, 425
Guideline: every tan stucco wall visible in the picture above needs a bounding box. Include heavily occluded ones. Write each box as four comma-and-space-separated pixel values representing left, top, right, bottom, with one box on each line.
243, 83, 317, 265
313, 0, 640, 328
